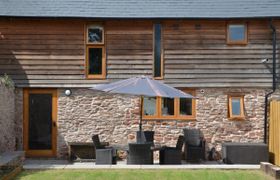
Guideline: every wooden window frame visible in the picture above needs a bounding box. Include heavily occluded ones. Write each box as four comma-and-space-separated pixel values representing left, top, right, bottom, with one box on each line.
86, 25, 105, 45
228, 95, 245, 120
143, 89, 196, 120
85, 24, 106, 79
226, 22, 248, 45
86, 45, 106, 79
153, 23, 164, 80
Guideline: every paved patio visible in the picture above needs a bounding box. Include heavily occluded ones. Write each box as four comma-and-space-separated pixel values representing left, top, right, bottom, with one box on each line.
23, 159, 260, 170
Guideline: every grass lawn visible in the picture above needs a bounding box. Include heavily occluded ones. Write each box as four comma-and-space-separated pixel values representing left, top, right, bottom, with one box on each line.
15, 169, 272, 180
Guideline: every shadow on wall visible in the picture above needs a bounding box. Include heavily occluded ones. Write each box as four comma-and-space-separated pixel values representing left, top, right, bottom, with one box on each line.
0, 20, 28, 151
0, 84, 16, 153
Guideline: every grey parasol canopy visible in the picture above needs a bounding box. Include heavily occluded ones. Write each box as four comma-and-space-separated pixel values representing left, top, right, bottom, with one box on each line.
90, 76, 195, 143
91, 76, 194, 98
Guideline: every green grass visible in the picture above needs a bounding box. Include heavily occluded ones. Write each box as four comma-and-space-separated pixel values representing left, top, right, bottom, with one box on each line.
14, 169, 272, 180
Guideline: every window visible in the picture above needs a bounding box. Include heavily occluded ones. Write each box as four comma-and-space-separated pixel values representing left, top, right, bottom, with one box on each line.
86, 25, 106, 79
143, 97, 157, 116
228, 95, 245, 120
227, 23, 247, 45
154, 23, 163, 79
143, 89, 196, 120
161, 98, 175, 116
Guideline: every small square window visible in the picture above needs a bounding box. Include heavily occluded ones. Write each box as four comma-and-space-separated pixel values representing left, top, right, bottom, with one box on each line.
87, 25, 104, 44
228, 95, 245, 120
227, 23, 247, 45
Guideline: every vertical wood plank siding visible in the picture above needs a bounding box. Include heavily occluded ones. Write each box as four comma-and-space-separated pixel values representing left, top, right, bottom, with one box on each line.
0, 19, 279, 88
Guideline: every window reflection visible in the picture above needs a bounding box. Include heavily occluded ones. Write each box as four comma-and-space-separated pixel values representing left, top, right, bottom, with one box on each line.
229, 24, 245, 41
143, 97, 156, 116
180, 98, 192, 115
161, 98, 174, 116
88, 26, 103, 43
231, 98, 241, 116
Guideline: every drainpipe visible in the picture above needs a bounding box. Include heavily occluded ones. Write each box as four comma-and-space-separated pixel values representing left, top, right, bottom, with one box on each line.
264, 20, 277, 144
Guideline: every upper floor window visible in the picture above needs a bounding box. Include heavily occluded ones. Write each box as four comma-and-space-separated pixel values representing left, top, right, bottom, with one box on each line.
86, 25, 106, 79
228, 95, 245, 120
143, 89, 196, 120
227, 23, 248, 45
87, 25, 104, 44
154, 23, 163, 79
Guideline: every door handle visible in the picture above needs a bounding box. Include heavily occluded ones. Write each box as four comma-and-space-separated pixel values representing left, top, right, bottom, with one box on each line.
53, 121, 56, 127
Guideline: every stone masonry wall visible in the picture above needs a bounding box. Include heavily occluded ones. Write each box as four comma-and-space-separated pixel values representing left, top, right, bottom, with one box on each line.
57, 88, 270, 158
57, 89, 140, 158
0, 85, 15, 153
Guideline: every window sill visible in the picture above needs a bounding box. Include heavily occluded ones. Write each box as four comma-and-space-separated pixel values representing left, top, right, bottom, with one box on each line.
227, 41, 248, 46
228, 117, 245, 121
86, 75, 106, 79
153, 76, 164, 80
143, 117, 196, 121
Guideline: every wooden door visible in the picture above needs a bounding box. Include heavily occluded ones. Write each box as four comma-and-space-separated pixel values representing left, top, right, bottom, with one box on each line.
23, 89, 57, 157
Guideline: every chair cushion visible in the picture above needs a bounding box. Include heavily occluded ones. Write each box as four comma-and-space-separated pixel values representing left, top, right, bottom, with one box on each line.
92, 135, 105, 149
184, 129, 201, 146
176, 135, 185, 150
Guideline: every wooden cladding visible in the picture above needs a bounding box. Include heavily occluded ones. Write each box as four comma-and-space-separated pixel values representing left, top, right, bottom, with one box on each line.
0, 19, 279, 87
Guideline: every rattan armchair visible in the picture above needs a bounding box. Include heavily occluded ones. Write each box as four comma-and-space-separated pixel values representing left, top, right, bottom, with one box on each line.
159, 135, 185, 164
127, 143, 153, 164
183, 129, 206, 162
92, 134, 117, 165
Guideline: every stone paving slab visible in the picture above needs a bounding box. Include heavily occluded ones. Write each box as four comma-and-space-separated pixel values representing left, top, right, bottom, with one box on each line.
23, 160, 260, 170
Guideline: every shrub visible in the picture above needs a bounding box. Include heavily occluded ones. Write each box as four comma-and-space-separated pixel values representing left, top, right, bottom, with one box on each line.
0, 74, 14, 89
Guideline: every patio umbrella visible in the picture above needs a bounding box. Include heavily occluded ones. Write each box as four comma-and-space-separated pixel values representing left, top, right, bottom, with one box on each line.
90, 76, 194, 142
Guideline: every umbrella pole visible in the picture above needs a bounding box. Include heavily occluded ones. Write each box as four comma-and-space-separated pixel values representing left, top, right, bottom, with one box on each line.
139, 96, 143, 132
137, 96, 143, 143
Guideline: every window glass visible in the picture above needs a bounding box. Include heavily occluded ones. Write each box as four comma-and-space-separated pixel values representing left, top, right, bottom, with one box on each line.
231, 98, 241, 116
161, 98, 174, 116
88, 48, 103, 75
229, 24, 245, 41
88, 26, 103, 44
154, 24, 162, 77
180, 98, 192, 116
143, 97, 156, 116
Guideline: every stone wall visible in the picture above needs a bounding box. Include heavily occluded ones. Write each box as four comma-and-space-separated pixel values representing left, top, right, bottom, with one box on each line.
14, 88, 23, 150
57, 88, 269, 158
57, 89, 140, 158
0, 85, 15, 153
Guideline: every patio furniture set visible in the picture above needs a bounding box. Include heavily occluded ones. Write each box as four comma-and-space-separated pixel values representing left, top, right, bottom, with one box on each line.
92, 128, 206, 165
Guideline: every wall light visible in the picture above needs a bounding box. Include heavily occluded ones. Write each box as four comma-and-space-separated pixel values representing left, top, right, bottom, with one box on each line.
64, 89, 72, 96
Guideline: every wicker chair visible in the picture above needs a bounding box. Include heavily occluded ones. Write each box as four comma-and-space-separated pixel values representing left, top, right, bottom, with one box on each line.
92, 134, 117, 165
159, 135, 185, 164
183, 129, 206, 162
127, 143, 153, 164
136, 131, 154, 145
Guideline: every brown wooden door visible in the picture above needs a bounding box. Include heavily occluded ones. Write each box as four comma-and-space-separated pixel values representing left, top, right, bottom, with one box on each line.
23, 89, 57, 157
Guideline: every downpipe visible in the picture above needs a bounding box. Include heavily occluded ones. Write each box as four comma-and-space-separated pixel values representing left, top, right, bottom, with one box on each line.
264, 20, 277, 144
